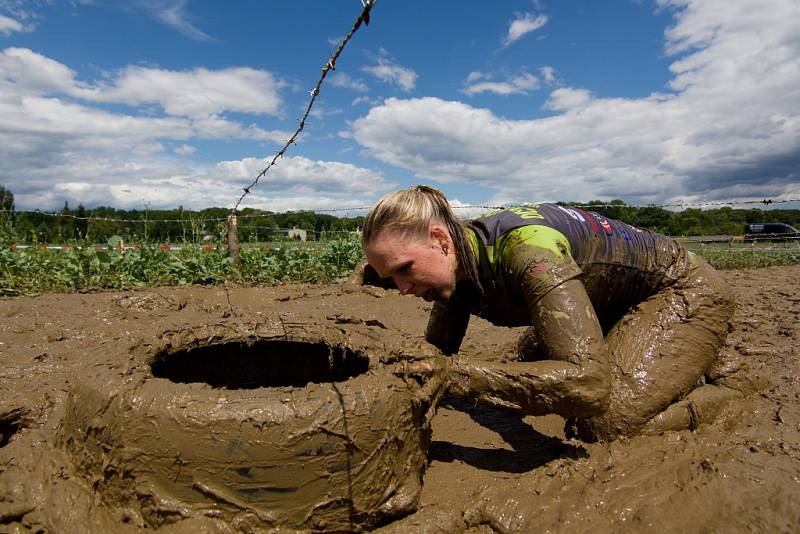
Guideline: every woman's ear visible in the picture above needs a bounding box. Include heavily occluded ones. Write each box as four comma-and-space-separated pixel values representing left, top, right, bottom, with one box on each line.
428, 221, 452, 250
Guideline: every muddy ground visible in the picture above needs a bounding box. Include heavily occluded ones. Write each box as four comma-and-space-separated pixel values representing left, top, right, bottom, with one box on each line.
1, 265, 799, 533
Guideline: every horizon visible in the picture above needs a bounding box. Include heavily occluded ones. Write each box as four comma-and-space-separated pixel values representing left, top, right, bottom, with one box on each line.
1, 0, 799, 212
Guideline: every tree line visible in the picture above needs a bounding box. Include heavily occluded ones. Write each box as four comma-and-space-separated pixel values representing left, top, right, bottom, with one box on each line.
0, 187, 363, 244
567, 199, 800, 237
1, 186, 799, 244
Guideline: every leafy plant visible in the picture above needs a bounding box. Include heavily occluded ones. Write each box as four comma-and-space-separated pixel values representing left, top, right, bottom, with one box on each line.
0, 236, 366, 295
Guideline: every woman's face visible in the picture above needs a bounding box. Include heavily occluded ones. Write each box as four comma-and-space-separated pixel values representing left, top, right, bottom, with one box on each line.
365, 223, 458, 302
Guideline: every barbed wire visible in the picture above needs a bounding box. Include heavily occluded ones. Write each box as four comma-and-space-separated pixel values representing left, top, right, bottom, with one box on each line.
3, 197, 800, 224
230, 0, 376, 214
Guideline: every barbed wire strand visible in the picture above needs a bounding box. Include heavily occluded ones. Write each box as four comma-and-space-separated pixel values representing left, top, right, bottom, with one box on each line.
230, 0, 376, 215
3, 197, 800, 224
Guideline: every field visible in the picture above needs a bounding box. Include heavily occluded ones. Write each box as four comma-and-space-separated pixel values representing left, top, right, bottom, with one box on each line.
2, 237, 799, 297
0, 237, 364, 296
1, 264, 798, 532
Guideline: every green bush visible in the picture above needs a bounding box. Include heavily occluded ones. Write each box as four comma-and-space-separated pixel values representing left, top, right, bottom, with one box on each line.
0, 236, 365, 296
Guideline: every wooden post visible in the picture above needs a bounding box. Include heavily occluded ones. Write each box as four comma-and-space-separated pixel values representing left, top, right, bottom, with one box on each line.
227, 214, 239, 273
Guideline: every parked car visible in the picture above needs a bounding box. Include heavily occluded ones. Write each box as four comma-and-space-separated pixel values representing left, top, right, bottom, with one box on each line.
744, 223, 800, 242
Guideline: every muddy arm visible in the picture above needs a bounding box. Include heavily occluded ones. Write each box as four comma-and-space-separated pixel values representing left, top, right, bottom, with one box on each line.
343, 259, 397, 289
425, 301, 470, 355
449, 279, 610, 417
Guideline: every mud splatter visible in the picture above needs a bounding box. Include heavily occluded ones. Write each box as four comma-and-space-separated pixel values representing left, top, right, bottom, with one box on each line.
0, 267, 799, 532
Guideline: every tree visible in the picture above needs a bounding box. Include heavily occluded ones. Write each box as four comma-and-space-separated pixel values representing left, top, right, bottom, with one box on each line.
0, 185, 13, 211
634, 206, 672, 232
0, 185, 15, 242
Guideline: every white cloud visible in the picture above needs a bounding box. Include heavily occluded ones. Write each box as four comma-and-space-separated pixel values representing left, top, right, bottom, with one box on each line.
152, 0, 211, 41
214, 155, 391, 197
539, 65, 557, 85
329, 72, 369, 93
362, 49, 417, 92
0, 13, 25, 35
10, 152, 394, 211
174, 144, 196, 155
463, 71, 540, 96
0, 48, 80, 93
0, 47, 361, 210
0, 48, 285, 119
91, 65, 284, 118
188, 115, 288, 142
351, 0, 800, 205
543, 87, 592, 111
502, 13, 548, 47
449, 198, 492, 220
465, 71, 488, 84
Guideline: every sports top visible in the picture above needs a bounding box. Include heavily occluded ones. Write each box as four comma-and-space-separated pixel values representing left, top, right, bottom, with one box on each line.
446, 204, 691, 329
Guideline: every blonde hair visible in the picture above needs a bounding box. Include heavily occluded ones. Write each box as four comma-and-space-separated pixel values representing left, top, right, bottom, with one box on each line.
362, 185, 480, 286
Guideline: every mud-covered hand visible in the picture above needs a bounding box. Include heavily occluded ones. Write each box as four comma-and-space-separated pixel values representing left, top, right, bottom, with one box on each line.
446, 280, 611, 418
394, 357, 448, 384
393, 357, 451, 424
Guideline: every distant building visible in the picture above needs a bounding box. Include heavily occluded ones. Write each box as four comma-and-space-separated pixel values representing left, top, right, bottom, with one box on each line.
287, 227, 307, 241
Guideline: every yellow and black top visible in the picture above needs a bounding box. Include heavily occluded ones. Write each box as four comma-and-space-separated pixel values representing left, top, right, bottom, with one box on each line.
426, 204, 692, 353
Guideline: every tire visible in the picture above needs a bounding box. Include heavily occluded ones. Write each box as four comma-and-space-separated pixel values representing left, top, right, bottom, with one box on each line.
57, 319, 446, 532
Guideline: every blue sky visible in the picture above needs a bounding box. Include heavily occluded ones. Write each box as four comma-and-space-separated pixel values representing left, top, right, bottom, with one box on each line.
1, 0, 798, 213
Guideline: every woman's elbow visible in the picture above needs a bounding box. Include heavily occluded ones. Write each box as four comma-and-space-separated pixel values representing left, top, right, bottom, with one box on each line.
575, 378, 610, 417
570, 362, 611, 417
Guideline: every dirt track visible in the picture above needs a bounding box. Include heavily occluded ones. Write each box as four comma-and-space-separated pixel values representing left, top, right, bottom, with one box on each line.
1, 266, 799, 532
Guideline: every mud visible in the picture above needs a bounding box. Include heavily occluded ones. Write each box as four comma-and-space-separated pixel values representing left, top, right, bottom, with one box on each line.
1, 266, 799, 532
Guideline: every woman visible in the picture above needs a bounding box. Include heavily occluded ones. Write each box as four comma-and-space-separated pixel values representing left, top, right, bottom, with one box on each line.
361, 185, 744, 442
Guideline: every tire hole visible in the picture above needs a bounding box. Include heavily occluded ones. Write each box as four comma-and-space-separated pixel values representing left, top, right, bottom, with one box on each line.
151, 339, 370, 389
0, 411, 23, 448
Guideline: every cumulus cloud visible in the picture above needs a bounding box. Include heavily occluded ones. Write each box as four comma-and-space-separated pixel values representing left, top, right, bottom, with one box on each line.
0, 48, 362, 210
0, 13, 25, 35
12, 155, 392, 211
89, 65, 285, 118
543, 87, 592, 111
350, 0, 800, 206
502, 12, 548, 47
352, 95, 372, 106
539, 65, 557, 85
0, 48, 285, 119
173, 144, 196, 155
361, 49, 417, 92
462, 71, 540, 96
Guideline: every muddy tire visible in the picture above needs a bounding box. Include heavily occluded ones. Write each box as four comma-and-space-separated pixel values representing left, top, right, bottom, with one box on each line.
57, 319, 446, 532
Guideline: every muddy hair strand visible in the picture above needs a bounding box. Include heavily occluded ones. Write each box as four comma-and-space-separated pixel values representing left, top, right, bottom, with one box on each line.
362, 185, 480, 287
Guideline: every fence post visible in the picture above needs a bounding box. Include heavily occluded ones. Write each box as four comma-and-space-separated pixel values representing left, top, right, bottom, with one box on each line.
227, 214, 239, 273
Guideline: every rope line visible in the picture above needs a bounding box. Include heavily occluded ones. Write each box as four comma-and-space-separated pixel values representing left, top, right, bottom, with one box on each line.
230, 0, 376, 214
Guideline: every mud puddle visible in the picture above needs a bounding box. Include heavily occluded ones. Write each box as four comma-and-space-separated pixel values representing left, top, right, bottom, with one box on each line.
1, 266, 799, 532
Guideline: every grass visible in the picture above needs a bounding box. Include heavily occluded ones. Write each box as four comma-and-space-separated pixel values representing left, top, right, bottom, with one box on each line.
1, 236, 799, 297
0, 236, 363, 297
683, 241, 800, 270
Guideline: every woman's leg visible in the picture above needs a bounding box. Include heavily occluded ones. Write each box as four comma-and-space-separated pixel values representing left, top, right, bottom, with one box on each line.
640, 344, 759, 434
568, 257, 735, 442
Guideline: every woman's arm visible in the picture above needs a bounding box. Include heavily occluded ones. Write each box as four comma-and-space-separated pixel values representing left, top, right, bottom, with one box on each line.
448, 252, 611, 417
425, 300, 470, 355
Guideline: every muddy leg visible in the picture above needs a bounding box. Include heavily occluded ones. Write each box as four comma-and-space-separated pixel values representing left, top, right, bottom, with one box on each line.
568, 258, 734, 442
707, 346, 764, 396
640, 384, 743, 434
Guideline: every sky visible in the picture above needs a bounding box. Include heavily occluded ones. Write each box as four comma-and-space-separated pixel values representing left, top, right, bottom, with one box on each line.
0, 0, 799, 214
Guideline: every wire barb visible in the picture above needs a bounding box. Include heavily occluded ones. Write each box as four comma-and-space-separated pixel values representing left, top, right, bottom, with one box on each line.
230, 0, 377, 215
